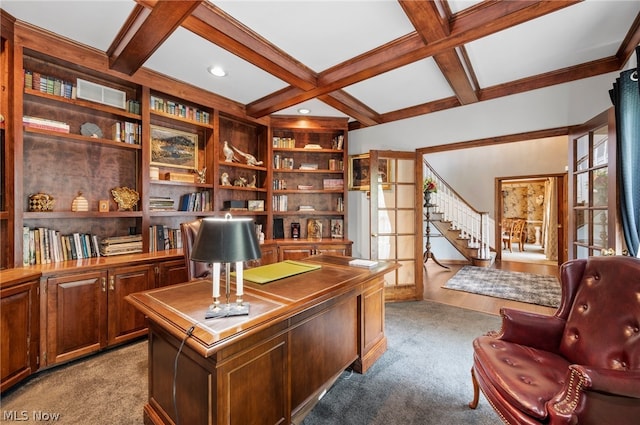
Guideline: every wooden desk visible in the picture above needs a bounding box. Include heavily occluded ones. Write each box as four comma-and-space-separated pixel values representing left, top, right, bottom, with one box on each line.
126, 255, 397, 425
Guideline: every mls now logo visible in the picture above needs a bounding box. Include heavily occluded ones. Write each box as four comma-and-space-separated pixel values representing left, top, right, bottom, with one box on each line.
3, 410, 61, 421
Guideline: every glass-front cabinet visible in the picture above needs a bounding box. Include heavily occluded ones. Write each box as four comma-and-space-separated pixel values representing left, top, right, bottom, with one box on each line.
569, 110, 618, 259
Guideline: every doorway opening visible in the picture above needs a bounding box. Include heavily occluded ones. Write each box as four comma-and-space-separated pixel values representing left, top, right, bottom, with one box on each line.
496, 175, 566, 266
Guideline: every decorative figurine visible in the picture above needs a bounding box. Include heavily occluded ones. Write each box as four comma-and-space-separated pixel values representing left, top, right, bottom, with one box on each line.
232, 145, 263, 166
233, 176, 247, 187
247, 175, 257, 188
223, 141, 235, 162
220, 172, 231, 186
194, 167, 207, 183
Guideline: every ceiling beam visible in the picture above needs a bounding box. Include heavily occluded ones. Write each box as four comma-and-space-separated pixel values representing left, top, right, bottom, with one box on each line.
318, 92, 382, 127
247, 0, 580, 118
107, 1, 201, 76
399, 0, 478, 105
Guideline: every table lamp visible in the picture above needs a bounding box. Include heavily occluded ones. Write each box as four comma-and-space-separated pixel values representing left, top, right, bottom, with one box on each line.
190, 215, 261, 319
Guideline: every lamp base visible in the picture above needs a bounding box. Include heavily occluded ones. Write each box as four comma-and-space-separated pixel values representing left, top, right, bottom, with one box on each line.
205, 302, 250, 319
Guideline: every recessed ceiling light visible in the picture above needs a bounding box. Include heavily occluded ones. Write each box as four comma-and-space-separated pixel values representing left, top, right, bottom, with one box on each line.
298, 108, 311, 114
208, 66, 227, 77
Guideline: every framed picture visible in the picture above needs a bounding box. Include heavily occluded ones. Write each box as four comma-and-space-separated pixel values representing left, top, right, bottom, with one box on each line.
248, 200, 264, 211
307, 218, 323, 240
150, 125, 198, 170
348, 154, 391, 190
330, 219, 343, 239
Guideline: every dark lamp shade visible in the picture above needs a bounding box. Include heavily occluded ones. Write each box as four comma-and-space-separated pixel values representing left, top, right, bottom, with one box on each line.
190, 217, 261, 263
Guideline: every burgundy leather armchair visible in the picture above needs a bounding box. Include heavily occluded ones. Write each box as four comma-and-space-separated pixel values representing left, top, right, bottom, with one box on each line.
469, 256, 640, 424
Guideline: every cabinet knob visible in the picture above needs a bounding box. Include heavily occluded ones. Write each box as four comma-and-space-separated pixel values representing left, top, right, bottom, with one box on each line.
101, 277, 106, 292
109, 276, 115, 291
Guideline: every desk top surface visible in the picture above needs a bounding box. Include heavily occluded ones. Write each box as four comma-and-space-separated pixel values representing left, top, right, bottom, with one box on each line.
126, 255, 397, 356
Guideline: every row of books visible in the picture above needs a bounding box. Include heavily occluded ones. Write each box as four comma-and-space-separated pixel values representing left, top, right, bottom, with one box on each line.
22, 227, 100, 265
23, 116, 70, 133
99, 234, 143, 256
273, 155, 294, 169
272, 137, 296, 148
24, 69, 75, 99
273, 179, 287, 190
149, 225, 183, 252
178, 191, 211, 212
112, 121, 141, 144
150, 95, 211, 124
149, 196, 176, 211
273, 195, 288, 211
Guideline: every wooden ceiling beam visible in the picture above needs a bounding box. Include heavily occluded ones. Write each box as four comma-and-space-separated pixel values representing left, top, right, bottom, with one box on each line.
400, 0, 478, 105
247, 0, 579, 118
318, 92, 382, 127
107, 1, 201, 76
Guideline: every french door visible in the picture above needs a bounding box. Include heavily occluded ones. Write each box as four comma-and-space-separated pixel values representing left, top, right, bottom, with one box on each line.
568, 109, 619, 259
368, 150, 420, 301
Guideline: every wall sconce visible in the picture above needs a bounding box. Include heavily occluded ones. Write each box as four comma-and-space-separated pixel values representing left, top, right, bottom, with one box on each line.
190, 214, 261, 319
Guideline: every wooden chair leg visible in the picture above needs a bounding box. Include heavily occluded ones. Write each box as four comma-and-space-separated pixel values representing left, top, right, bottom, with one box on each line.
469, 367, 480, 409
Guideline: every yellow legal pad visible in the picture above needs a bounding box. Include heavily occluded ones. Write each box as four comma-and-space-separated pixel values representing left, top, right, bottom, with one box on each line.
233, 260, 322, 284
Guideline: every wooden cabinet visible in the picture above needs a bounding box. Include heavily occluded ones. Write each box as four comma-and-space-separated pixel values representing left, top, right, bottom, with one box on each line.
278, 240, 352, 261
154, 258, 187, 288
1, 270, 40, 392
43, 263, 154, 366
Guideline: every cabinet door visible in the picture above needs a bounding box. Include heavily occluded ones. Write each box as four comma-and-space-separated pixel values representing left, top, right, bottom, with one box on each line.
107, 264, 154, 345
1, 279, 39, 392
46, 270, 107, 366
278, 245, 315, 261
156, 259, 188, 288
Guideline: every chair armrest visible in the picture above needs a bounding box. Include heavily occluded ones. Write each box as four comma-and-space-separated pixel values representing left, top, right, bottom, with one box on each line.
575, 365, 640, 398
497, 307, 565, 352
548, 365, 640, 424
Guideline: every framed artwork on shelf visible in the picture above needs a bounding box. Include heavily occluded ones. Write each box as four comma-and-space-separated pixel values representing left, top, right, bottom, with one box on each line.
348, 154, 391, 191
330, 219, 343, 239
307, 218, 323, 240
150, 125, 198, 170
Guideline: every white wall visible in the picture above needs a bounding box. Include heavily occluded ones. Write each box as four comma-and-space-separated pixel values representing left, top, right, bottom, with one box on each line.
347, 73, 618, 258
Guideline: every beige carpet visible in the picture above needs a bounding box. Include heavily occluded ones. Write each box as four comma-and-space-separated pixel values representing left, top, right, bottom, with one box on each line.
501, 243, 557, 265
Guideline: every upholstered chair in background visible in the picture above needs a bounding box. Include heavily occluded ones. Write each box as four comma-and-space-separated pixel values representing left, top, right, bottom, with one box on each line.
180, 219, 212, 281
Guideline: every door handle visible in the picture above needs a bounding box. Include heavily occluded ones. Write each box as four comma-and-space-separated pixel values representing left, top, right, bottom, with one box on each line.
109, 276, 115, 291
101, 277, 106, 292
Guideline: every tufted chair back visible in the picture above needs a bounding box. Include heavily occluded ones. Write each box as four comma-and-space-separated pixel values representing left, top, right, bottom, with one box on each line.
559, 256, 640, 370
180, 219, 212, 281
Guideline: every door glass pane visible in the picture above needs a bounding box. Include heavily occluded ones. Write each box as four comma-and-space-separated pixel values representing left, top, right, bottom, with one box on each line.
575, 172, 588, 205
396, 185, 414, 208
576, 135, 589, 171
398, 260, 415, 285
594, 210, 608, 248
396, 160, 414, 183
574, 210, 590, 244
592, 168, 608, 206
397, 210, 414, 233
576, 245, 590, 259
379, 210, 396, 233
377, 235, 395, 259
379, 186, 396, 208
384, 270, 397, 287
397, 235, 414, 258
593, 125, 608, 166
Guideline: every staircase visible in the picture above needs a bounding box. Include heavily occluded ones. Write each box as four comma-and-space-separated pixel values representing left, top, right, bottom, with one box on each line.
423, 160, 495, 264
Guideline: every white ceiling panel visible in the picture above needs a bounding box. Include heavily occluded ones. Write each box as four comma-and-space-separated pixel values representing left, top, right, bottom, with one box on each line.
466, 0, 640, 88
343, 58, 454, 114
211, 0, 415, 72
143, 27, 287, 105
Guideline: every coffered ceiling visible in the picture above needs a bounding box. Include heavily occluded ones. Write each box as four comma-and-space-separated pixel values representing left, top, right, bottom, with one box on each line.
3, 0, 640, 131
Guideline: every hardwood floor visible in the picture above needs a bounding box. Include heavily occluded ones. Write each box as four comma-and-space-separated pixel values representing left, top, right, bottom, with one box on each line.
423, 259, 558, 317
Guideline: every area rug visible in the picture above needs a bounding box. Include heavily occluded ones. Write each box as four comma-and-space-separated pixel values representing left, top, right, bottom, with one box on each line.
443, 266, 561, 308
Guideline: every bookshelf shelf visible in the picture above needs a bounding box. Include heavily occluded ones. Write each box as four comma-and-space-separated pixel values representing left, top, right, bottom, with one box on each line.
23, 127, 142, 150
23, 211, 143, 219
149, 180, 213, 189
150, 110, 213, 129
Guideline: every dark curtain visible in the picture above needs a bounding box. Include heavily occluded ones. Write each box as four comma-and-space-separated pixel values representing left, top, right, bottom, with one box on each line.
609, 47, 640, 256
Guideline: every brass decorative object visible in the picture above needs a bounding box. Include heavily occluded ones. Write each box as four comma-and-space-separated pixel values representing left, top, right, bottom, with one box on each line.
111, 187, 139, 211
71, 192, 89, 212
29, 192, 55, 212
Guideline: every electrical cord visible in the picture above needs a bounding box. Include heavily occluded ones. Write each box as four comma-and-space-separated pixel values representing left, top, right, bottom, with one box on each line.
173, 324, 196, 425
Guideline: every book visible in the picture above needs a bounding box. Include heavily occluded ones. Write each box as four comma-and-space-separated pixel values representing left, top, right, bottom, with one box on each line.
349, 259, 379, 268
